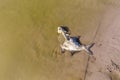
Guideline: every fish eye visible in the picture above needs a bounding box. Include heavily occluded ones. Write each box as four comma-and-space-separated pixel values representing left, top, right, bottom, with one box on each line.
59, 28, 62, 30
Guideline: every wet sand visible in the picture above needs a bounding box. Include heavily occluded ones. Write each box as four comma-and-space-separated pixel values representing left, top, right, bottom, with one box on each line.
86, 6, 120, 80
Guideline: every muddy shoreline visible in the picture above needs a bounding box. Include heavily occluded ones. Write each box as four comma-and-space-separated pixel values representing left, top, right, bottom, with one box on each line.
86, 6, 120, 80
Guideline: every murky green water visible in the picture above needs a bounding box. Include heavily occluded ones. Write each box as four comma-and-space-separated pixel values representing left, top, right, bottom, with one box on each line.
0, 0, 119, 80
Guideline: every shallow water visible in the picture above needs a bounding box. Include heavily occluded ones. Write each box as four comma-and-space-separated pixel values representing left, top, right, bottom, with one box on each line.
0, 0, 119, 80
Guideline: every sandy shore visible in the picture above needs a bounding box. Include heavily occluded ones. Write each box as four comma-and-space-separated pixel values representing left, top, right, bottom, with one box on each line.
86, 6, 120, 80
